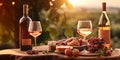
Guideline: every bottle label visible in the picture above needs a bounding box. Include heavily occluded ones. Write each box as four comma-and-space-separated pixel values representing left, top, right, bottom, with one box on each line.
22, 39, 31, 45
98, 27, 110, 44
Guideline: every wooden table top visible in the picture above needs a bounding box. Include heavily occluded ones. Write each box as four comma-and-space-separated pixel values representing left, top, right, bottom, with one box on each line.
0, 45, 120, 60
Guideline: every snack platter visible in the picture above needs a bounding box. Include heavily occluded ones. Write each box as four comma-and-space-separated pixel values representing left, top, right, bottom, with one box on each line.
54, 37, 112, 57
25, 37, 114, 57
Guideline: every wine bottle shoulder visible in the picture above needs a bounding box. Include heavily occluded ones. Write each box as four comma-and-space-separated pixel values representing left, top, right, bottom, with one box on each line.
19, 16, 32, 24
99, 11, 110, 26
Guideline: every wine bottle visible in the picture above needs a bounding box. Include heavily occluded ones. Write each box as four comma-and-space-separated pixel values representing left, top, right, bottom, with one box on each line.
98, 2, 110, 49
19, 4, 32, 51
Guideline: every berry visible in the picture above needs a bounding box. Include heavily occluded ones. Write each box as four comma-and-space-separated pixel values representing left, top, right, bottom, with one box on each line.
105, 50, 111, 56
72, 49, 80, 57
64, 49, 72, 56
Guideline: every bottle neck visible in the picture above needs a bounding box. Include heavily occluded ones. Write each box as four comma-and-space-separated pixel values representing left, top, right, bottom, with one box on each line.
102, 2, 106, 11
23, 4, 28, 16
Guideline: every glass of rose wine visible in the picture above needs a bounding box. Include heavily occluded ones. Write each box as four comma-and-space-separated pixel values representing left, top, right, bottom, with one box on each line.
77, 20, 92, 54
77, 20, 92, 40
28, 21, 42, 50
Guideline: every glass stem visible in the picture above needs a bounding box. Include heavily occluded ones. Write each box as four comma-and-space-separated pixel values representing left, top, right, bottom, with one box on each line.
83, 36, 89, 45
34, 37, 37, 50
83, 36, 86, 40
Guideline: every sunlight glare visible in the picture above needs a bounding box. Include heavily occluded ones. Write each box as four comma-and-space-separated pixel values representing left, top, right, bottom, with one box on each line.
68, 0, 85, 7
0, 3, 3, 6
12, 1, 15, 5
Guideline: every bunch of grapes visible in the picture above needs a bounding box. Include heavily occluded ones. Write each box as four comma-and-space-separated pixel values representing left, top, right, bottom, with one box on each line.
87, 37, 105, 53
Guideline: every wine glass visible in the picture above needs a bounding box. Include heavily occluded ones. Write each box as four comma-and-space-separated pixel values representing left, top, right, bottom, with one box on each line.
28, 21, 42, 50
77, 20, 92, 40
77, 20, 92, 54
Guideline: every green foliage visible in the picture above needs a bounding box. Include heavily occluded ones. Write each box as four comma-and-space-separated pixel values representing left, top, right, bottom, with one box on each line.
0, 0, 120, 49
64, 27, 74, 37
39, 8, 120, 48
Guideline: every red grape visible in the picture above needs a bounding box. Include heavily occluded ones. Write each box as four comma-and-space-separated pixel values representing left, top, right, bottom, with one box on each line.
87, 37, 105, 53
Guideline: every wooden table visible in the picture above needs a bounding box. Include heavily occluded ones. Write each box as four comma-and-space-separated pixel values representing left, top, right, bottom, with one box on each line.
0, 45, 120, 60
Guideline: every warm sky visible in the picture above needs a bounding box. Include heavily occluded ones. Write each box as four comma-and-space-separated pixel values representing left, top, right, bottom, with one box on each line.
68, 0, 120, 8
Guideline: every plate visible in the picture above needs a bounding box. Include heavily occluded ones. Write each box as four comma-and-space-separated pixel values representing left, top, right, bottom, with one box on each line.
72, 45, 86, 51
79, 53, 98, 56
55, 45, 86, 54
55, 50, 64, 54
79, 49, 120, 57
55, 46, 71, 54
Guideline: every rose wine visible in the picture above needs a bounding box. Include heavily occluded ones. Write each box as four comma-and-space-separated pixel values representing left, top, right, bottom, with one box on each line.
19, 4, 32, 51
29, 31, 42, 38
98, 2, 110, 49
77, 28, 92, 37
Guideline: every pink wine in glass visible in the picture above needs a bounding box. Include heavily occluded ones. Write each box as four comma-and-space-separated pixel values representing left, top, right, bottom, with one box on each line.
29, 31, 42, 38
77, 28, 92, 37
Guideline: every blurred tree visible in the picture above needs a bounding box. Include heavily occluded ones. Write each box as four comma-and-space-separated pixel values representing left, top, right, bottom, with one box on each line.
0, 0, 18, 48
1, 0, 119, 49
0, 0, 72, 48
